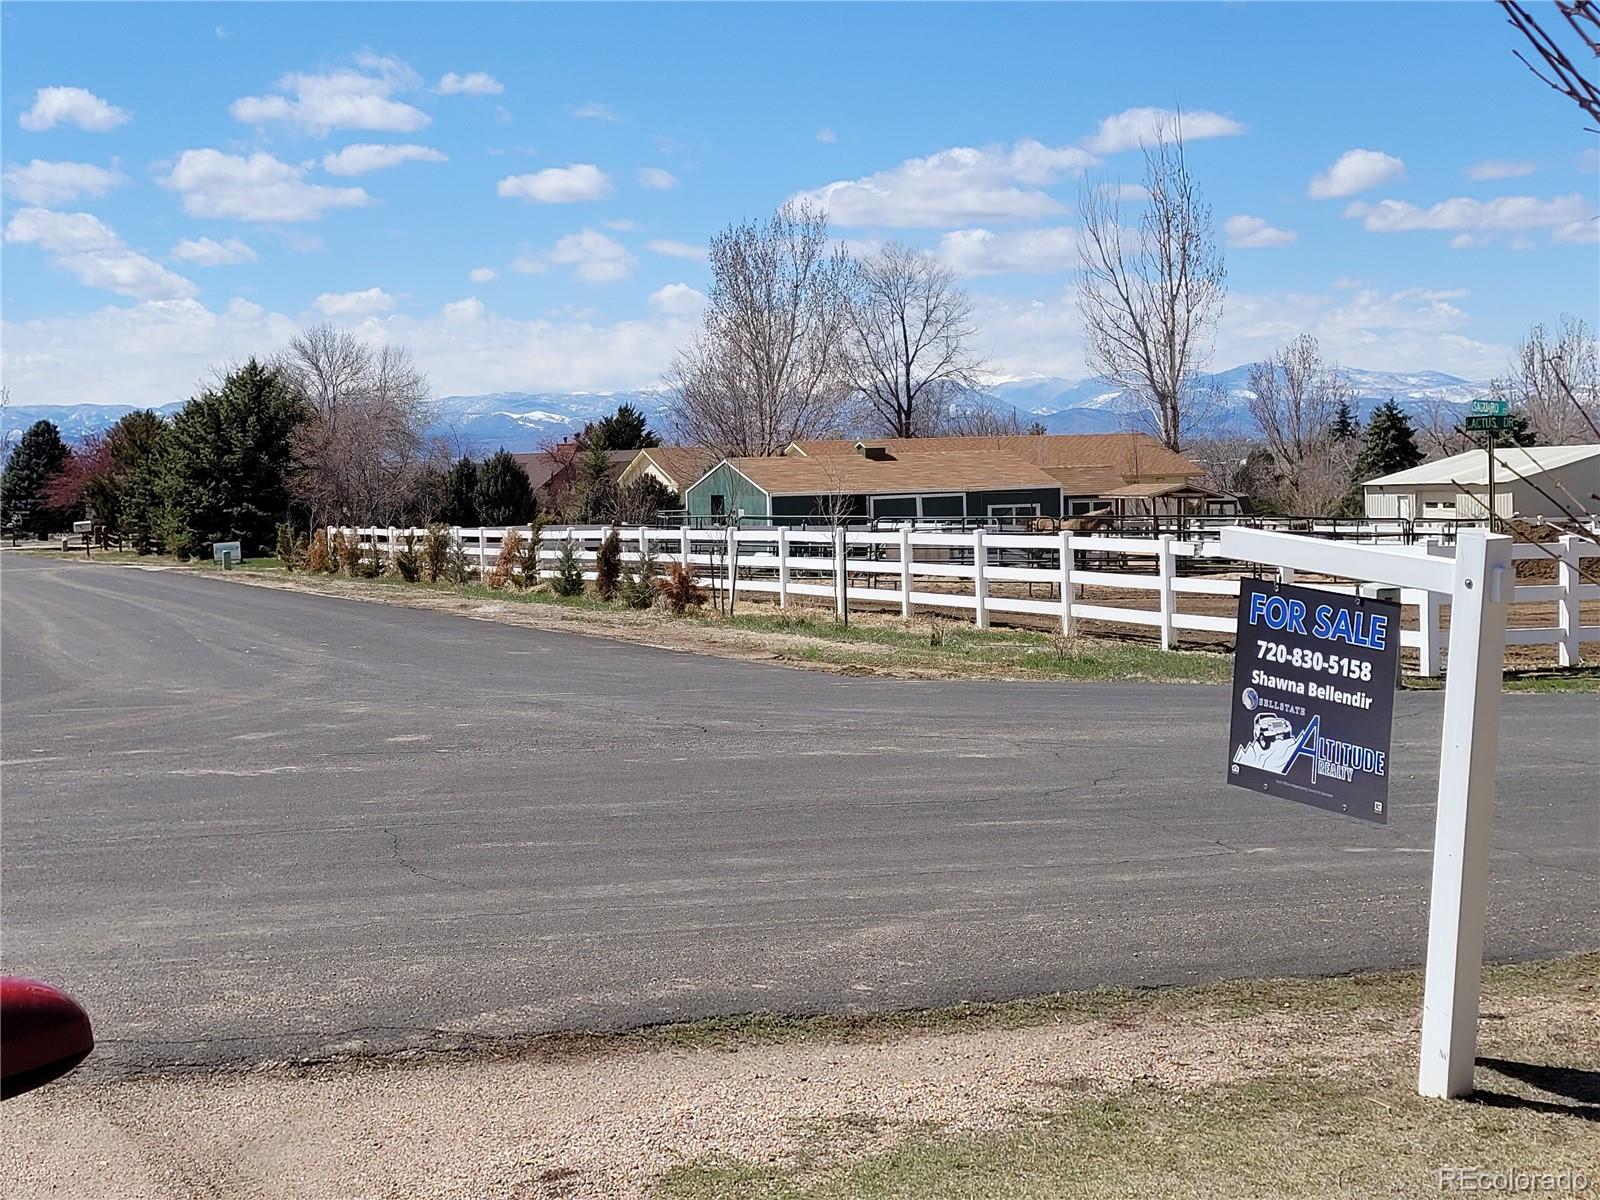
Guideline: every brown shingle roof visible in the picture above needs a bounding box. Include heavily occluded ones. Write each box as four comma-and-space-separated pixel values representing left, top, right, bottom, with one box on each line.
724, 449, 1065, 496
787, 433, 1199, 479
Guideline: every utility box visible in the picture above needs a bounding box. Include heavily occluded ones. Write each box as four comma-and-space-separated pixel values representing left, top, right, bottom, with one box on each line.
212, 540, 242, 569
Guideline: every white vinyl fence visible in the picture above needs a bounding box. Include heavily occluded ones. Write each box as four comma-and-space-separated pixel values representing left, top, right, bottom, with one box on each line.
331, 524, 1600, 676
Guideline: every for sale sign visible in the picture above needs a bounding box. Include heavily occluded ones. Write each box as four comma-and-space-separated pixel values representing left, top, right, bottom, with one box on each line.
1227, 579, 1400, 823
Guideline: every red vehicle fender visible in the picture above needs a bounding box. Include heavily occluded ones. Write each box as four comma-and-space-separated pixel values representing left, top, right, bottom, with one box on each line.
1, 977, 94, 1099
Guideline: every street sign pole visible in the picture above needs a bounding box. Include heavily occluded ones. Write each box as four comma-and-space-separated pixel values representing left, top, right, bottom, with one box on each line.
1220, 527, 1512, 1100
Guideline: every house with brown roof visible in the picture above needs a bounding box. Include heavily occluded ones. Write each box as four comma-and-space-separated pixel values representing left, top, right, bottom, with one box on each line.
511, 443, 637, 509
616, 446, 715, 499
680, 433, 1236, 523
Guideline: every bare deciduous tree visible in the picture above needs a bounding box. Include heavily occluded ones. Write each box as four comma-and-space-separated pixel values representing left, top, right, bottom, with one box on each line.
1494, 315, 1599, 445
1246, 335, 1355, 511
842, 243, 984, 438
1077, 121, 1227, 452
666, 202, 853, 457
278, 325, 437, 527
1500, 0, 1600, 129
1417, 395, 1473, 460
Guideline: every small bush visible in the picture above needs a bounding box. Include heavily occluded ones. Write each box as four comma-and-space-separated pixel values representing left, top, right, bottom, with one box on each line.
394, 531, 422, 583
594, 528, 623, 601
656, 559, 705, 614
486, 528, 523, 590
444, 534, 472, 584
551, 538, 585, 597
306, 528, 331, 574
361, 535, 384, 579
275, 523, 299, 571
334, 529, 364, 576
421, 524, 450, 583
618, 546, 658, 610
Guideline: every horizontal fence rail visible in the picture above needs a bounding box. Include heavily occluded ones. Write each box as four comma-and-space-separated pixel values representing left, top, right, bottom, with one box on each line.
328, 524, 1600, 676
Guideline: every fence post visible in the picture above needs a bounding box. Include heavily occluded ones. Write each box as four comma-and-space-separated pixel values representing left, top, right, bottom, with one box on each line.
834, 527, 847, 619
1557, 535, 1581, 668
899, 525, 913, 619
1059, 530, 1076, 637
973, 528, 988, 630
778, 527, 791, 609
1157, 534, 1175, 651
476, 527, 487, 578
638, 526, 649, 578
386, 526, 396, 565
680, 524, 691, 569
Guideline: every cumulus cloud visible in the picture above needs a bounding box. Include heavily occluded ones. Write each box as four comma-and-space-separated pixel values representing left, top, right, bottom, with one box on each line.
497, 164, 611, 203
1081, 106, 1244, 155
170, 237, 257, 266
1344, 193, 1596, 242
571, 101, 619, 121
441, 297, 486, 324
469, 266, 497, 283
18, 86, 130, 132
437, 71, 503, 96
4, 208, 196, 300
1307, 149, 1404, 199
645, 238, 706, 260
936, 227, 1079, 275
545, 229, 636, 281
636, 167, 678, 190
322, 143, 448, 176
1466, 158, 1536, 181
1, 160, 123, 205
163, 149, 371, 222
795, 139, 1095, 228
231, 56, 428, 134
312, 287, 397, 317
647, 282, 706, 316
1223, 214, 1298, 249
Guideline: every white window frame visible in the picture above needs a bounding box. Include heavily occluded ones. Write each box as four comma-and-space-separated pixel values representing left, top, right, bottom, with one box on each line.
986, 501, 1041, 519
1066, 498, 1101, 516
869, 492, 965, 519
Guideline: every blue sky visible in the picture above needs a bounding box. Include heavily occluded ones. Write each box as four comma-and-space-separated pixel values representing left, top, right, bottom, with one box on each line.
3, 1, 1597, 408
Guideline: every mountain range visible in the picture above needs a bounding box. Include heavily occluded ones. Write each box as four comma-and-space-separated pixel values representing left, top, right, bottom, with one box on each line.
3, 366, 1485, 455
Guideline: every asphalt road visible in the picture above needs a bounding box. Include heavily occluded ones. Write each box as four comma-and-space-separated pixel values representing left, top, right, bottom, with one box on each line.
2, 553, 1596, 1076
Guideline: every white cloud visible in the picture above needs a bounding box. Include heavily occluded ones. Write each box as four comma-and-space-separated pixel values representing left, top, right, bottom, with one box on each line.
795, 139, 1095, 228
469, 266, 497, 283
1223, 214, 1298, 249
571, 101, 619, 121
312, 287, 397, 317
170, 237, 257, 266
1466, 158, 1536, 181
1344, 193, 1596, 239
18, 86, 130, 133
1082, 107, 1244, 155
936, 227, 1079, 275
816, 127, 837, 144
164, 149, 371, 222
636, 167, 678, 190
231, 57, 428, 134
4, 208, 195, 300
1, 160, 123, 205
546, 229, 636, 282
497, 164, 611, 203
441, 297, 486, 324
437, 72, 503, 96
647, 282, 706, 316
1307, 149, 1405, 199
645, 238, 705, 260
1553, 219, 1600, 244
322, 143, 448, 176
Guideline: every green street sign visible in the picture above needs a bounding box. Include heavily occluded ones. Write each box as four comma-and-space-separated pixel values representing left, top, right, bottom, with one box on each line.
1464, 415, 1512, 432
1469, 398, 1509, 416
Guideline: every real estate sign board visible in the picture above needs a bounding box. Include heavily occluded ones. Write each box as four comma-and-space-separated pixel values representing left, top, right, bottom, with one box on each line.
1227, 579, 1400, 824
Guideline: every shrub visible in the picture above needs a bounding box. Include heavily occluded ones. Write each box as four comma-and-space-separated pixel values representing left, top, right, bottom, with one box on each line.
394, 531, 422, 582
334, 529, 363, 576
362, 535, 383, 579
594, 528, 623, 601
306, 528, 331, 574
656, 559, 704, 614
520, 520, 549, 588
275, 522, 299, 570
444, 534, 472, 584
551, 538, 585, 596
421, 523, 450, 583
486, 528, 523, 590
619, 545, 658, 609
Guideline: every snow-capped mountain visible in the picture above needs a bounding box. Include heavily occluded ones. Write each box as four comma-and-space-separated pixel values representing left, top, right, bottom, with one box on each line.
4, 368, 1486, 453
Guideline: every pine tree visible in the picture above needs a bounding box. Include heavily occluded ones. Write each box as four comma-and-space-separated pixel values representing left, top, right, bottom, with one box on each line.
1330, 397, 1361, 443
619, 545, 658, 609
583, 403, 660, 452
552, 538, 586, 596
474, 449, 535, 524
1343, 398, 1423, 515
106, 410, 167, 551
572, 439, 616, 521
594, 527, 623, 600
154, 359, 307, 558
438, 456, 480, 525
0, 420, 70, 538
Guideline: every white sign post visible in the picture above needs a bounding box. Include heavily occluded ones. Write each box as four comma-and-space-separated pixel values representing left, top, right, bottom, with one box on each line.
1220, 527, 1513, 1099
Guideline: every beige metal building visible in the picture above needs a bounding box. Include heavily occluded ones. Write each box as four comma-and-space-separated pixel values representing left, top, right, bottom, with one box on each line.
1362, 444, 1600, 522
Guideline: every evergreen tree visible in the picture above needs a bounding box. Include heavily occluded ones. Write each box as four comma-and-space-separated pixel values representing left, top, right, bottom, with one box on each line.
594, 527, 623, 600
1330, 397, 1361, 443
583, 403, 660, 452
0, 420, 70, 537
1343, 398, 1423, 515
552, 538, 586, 596
100, 410, 167, 550
154, 359, 306, 557
572, 439, 616, 521
438, 456, 480, 525
473, 449, 535, 524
